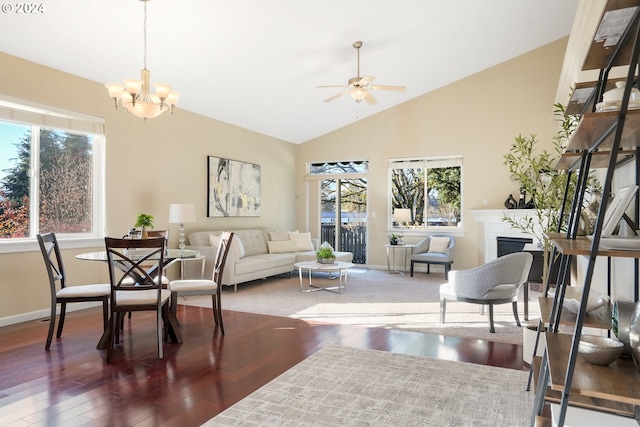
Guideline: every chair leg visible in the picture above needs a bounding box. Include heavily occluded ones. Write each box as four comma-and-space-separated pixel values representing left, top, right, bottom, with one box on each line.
107, 312, 117, 363
101, 300, 109, 331
512, 301, 521, 327
440, 298, 446, 323
488, 304, 495, 333
427, 264, 431, 275
212, 294, 225, 334
444, 264, 450, 280
56, 302, 66, 338
157, 307, 165, 359
410, 261, 415, 277
46, 303, 57, 351
170, 291, 178, 321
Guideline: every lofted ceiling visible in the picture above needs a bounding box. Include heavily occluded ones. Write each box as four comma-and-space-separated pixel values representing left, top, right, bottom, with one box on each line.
0, 0, 580, 144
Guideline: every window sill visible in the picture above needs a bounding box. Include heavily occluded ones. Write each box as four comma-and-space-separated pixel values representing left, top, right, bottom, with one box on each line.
0, 237, 104, 254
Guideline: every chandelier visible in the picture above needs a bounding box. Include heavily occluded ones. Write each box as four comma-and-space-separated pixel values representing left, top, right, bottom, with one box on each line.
105, 0, 179, 121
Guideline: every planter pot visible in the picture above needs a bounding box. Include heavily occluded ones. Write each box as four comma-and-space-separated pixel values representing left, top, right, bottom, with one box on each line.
613, 301, 637, 357
523, 324, 546, 365
317, 257, 336, 264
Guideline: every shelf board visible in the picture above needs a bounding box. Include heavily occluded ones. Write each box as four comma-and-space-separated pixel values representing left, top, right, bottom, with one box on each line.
552, 236, 640, 257
554, 150, 636, 170
545, 332, 640, 406
538, 297, 612, 329
533, 355, 635, 417
567, 109, 640, 152
565, 78, 631, 116
582, 0, 640, 71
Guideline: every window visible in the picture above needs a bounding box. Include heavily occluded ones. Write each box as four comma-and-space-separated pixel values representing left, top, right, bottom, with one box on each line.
389, 156, 462, 230
0, 97, 104, 246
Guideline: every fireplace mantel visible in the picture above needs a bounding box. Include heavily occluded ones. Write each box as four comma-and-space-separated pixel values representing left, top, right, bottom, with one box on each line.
471, 209, 538, 263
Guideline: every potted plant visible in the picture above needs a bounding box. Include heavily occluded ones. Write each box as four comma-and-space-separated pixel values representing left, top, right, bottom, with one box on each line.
316, 241, 336, 264
389, 233, 399, 245
134, 213, 154, 239
502, 102, 581, 290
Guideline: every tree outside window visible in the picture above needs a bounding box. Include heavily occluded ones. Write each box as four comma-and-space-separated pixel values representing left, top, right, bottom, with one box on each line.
390, 157, 462, 229
0, 122, 96, 239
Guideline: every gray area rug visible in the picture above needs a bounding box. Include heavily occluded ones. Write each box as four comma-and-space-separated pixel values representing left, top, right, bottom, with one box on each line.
183, 268, 541, 345
202, 346, 533, 427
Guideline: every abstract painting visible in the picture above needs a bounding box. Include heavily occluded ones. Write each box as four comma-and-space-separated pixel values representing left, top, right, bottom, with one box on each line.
207, 156, 261, 217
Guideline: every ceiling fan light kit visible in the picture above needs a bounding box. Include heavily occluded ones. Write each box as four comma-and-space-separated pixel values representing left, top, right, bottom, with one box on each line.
318, 40, 406, 105
105, 0, 179, 121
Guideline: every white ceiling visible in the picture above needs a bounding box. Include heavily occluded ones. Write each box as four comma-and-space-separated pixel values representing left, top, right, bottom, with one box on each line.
0, 0, 580, 144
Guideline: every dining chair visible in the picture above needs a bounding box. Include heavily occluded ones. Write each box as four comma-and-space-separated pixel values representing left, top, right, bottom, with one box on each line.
37, 232, 111, 351
104, 236, 172, 362
168, 231, 234, 334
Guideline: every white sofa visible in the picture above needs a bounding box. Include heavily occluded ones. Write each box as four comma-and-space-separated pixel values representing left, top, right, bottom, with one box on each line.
186, 229, 353, 291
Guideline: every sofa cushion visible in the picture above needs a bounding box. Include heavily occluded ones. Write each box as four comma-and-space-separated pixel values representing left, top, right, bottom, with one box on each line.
234, 257, 270, 275
267, 240, 298, 253
268, 230, 292, 241
428, 236, 450, 253
259, 253, 296, 268
289, 232, 314, 251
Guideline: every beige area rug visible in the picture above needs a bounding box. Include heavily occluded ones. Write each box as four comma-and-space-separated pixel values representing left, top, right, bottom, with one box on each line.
182, 268, 541, 345
202, 345, 534, 427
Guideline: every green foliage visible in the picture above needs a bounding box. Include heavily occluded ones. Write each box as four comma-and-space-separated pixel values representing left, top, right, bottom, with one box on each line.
134, 213, 154, 229
502, 102, 581, 286
316, 242, 335, 259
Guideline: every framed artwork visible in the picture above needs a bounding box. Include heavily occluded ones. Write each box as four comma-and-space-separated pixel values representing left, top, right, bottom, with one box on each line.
207, 156, 261, 217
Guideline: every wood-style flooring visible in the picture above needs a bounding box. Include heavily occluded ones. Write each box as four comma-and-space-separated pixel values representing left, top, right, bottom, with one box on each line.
0, 304, 526, 426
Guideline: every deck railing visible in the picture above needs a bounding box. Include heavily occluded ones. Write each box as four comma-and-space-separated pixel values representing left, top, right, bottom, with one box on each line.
320, 224, 366, 264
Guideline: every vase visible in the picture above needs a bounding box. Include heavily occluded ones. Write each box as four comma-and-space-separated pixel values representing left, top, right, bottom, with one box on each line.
613, 301, 637, 357
628, 303, 640, 368
141, 228, 149, 239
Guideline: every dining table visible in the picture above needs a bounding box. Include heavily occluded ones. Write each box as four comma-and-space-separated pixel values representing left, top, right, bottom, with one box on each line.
76, 248, 201, 349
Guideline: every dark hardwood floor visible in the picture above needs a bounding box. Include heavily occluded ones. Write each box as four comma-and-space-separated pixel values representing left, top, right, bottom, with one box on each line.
0, 305, 526, 426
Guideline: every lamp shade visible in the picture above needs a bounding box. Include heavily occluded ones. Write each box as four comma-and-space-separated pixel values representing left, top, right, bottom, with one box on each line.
168, 203, 195, 224
394, 208, 411, 224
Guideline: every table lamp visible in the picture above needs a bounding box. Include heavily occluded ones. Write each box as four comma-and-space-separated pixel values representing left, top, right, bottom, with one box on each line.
394, 208, 412, 244
168, 203, 196, 250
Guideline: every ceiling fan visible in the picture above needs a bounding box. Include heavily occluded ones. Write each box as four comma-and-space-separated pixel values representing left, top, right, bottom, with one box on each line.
317, 41, 406, 105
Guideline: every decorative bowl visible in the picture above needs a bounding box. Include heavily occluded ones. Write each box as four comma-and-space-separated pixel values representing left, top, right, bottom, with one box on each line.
578, 336, 624, 365
549, 286, 610, 313
603, 81, 640, 103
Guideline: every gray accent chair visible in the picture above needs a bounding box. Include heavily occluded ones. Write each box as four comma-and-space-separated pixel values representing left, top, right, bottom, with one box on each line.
438, 252, 533, 333
410, 234, 455, 279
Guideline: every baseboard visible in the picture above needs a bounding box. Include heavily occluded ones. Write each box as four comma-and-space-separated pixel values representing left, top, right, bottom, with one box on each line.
0, 301, 101, 328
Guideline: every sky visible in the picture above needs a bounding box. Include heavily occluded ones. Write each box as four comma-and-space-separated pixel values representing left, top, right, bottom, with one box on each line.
0, 121, 28, 181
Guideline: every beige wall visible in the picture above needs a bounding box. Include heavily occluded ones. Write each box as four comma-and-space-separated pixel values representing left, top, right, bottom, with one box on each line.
0, 36, 568, 323
0, 51, 297, 322
297, 37, 569, 270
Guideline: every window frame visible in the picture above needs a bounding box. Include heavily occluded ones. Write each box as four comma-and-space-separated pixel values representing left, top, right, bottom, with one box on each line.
388, 155, 463, 235
0, 96, 105, 253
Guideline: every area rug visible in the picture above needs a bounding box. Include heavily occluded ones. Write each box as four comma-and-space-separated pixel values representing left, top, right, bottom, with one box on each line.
201, 345, 533, 427
182, 268, 541, 345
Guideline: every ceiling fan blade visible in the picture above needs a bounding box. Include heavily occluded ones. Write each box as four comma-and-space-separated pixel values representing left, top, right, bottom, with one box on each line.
364, 92, 377, 105
359, 76, 376, 85
371, 84, 406, 91
323, 92, 347, 103
317, 85, 347, 89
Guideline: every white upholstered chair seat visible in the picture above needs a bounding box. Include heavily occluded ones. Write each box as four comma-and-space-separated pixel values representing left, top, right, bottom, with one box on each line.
168, 280, 217, 294
114, 289, 171, 306
57, 284, 111, 298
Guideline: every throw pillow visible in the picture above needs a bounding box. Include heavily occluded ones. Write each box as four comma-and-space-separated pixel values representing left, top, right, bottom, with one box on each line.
289, 232, 314, 251
428, 236, 450, 253
209, 233, 245, 258
268, 230, 291, 241
267, 240, 298, 254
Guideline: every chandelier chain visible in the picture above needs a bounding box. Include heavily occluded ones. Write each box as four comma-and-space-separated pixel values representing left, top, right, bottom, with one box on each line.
143, 0, 147, 70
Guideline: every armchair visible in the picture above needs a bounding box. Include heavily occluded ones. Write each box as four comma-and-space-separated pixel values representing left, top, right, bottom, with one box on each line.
438, 252, 533, 333
410, 234, 455, 279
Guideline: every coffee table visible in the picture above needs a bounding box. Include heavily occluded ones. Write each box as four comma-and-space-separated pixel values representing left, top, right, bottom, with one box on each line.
294, 261, 355, 293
